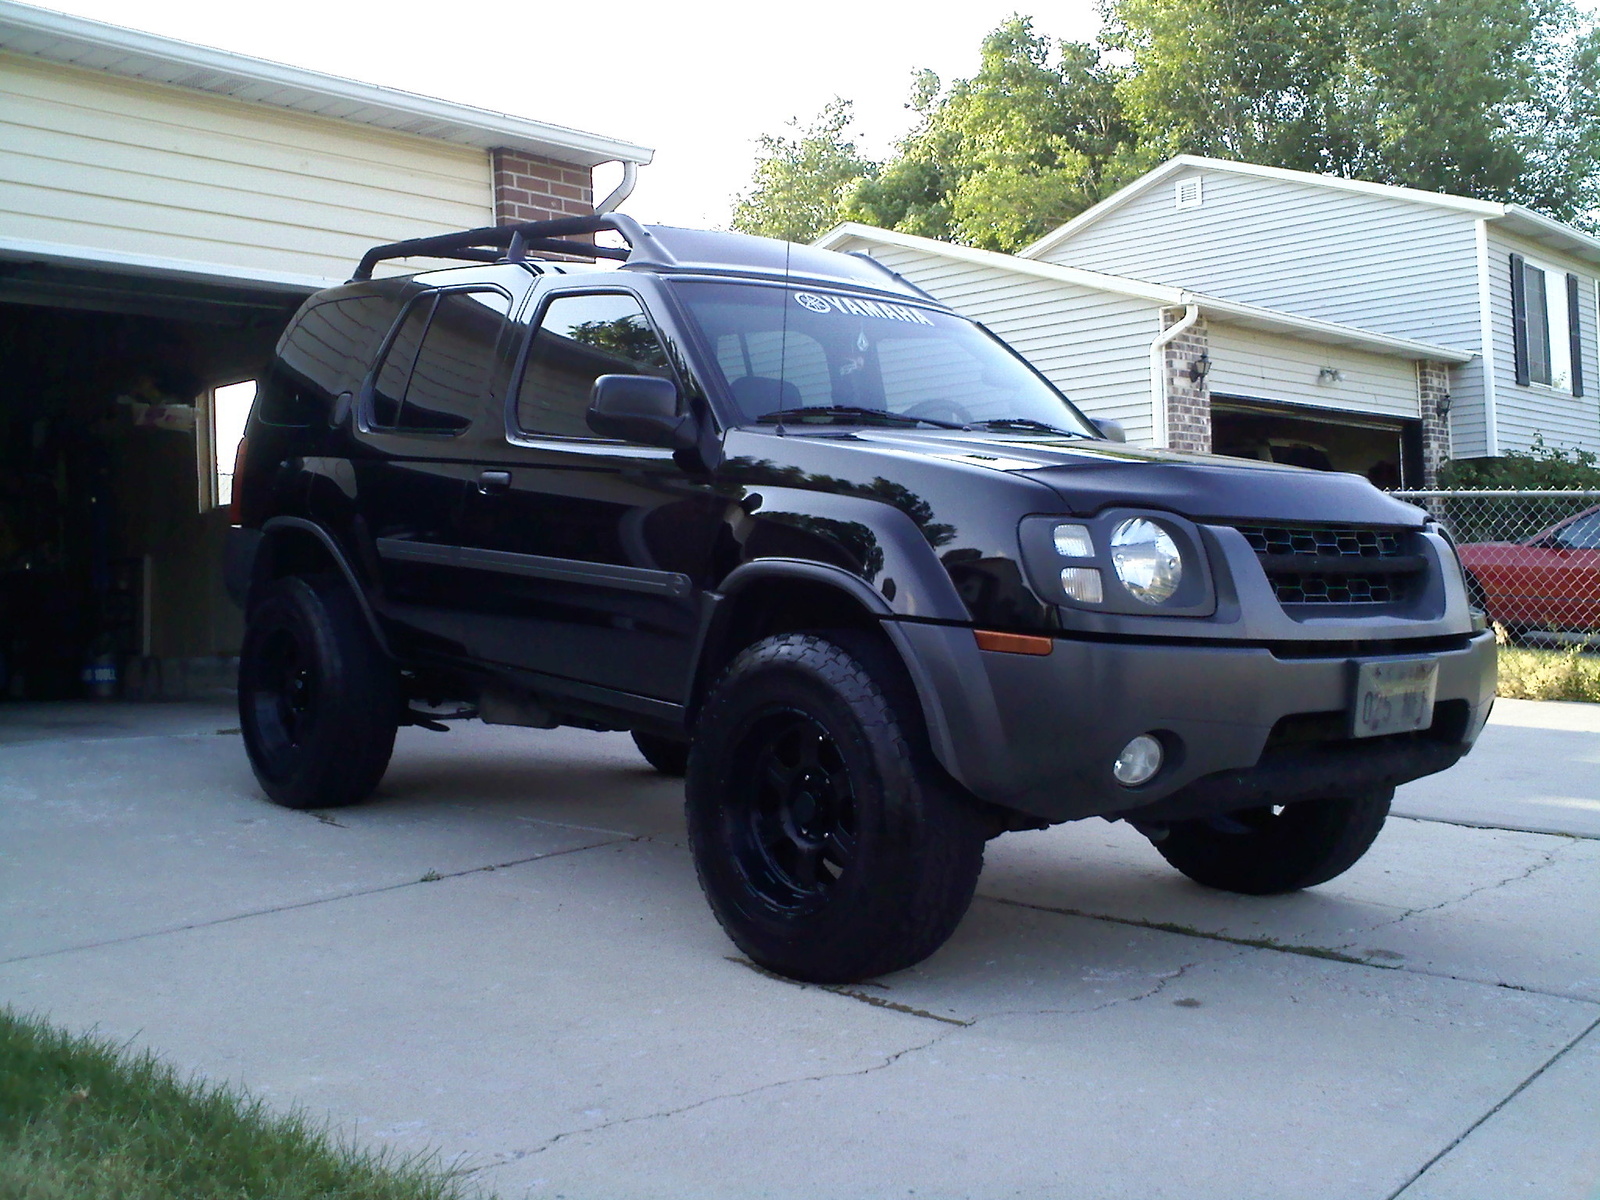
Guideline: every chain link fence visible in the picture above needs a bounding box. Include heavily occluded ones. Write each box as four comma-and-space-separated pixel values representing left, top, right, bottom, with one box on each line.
1391, 489, 1600, 643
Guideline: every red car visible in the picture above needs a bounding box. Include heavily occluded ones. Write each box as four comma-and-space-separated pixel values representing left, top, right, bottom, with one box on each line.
1456, 505, 1600, 633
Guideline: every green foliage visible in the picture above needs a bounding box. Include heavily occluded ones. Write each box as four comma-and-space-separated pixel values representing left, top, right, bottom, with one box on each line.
1440, 434, 1600, 488
1103, 0, 1600, 227
845, 18, 1140, 251
729, 99, 876, 244
0, 1006, 475, 1200
1496, 640, 1600, 702
731, 1, 1600, 247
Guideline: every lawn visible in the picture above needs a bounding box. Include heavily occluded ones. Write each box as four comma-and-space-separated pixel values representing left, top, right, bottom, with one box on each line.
0, 1007, 481, 1200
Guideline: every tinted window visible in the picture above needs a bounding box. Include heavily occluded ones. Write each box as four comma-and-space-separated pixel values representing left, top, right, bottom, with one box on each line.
671, 281, 1097, 434
371, 290, 510, 434
1555, 511, 1600, 549
268, 294, 401, 426
515, 292, 672, 438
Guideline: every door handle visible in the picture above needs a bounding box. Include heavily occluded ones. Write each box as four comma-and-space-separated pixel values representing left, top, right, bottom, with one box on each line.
477, 470, 511, 494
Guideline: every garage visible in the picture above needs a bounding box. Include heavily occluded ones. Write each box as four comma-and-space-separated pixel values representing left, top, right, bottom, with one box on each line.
0, 2, 649, 700
1210, 396, 1415, 487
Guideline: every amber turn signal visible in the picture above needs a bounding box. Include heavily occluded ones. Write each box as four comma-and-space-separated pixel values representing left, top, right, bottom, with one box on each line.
973, 630, 1053, 656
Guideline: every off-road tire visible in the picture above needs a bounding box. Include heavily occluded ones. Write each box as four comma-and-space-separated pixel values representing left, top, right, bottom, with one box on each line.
686, 631, 986, 983
238, 575, 399, 809
632, 730, 690, 776
1155, 789, 1393, 895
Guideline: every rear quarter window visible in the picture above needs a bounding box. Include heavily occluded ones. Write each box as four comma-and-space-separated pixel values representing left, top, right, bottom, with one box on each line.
267, 294, 403, 426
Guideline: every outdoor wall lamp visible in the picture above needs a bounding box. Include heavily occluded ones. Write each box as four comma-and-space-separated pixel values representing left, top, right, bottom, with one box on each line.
1317, 366, 1344, 384
1436, 393, 1453, 417
1186, 353, 1211, 383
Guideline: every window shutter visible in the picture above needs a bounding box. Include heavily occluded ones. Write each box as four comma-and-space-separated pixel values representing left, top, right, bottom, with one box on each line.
1511, 254, 1530, 387
1568, 273, 1584, 398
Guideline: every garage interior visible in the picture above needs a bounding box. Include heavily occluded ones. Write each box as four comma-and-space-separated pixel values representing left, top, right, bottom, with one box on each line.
0, 260, 302, 701
1210, 396, 1419, 489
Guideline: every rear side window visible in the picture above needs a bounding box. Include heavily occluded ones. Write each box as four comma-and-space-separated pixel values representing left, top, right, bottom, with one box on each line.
267, 294, 402, 426
515, 292, 672, 438
370, 290, 510, 434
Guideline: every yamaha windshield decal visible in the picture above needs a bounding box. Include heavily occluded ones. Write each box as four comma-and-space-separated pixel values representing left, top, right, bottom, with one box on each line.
793, 292, 936, 326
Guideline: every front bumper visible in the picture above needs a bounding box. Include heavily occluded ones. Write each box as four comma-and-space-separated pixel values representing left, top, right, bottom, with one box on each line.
888, 622, 1497, 824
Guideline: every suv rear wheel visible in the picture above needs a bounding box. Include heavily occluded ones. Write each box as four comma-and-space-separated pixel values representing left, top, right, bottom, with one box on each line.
1154, 790, 1392, 894
686, 632, 986, 983
238, 575, 399, 810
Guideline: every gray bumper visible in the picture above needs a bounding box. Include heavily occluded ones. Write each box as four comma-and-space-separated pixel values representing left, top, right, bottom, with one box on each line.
888, 622, 1497, 824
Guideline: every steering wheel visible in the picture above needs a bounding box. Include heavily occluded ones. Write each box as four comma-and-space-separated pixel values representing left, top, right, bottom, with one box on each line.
903, 399, 974, 426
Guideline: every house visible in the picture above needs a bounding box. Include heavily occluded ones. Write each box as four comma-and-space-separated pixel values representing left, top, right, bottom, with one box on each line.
0, 0, 651, 699
818, 155, 1600, 486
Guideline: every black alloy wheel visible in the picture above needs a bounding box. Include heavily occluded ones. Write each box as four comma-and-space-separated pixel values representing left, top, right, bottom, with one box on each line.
238, 575, 398, 810
1154, 790, 1393, 895
686, 631, 986, 983
727, 709, 858, 910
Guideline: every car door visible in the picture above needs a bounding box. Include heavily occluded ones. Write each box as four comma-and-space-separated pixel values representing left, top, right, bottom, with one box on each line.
451, 285, 726, 703
354, 280, 520, 658
1538, 508, 1600, 629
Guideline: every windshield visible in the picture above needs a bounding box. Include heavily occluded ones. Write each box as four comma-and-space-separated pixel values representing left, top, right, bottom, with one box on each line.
669, 281, 1100, 436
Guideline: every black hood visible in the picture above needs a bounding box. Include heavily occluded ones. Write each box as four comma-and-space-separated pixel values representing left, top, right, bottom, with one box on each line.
748, 429, 1426, 528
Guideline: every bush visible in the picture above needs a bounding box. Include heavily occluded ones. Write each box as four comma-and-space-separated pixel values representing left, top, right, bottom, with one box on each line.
1440, 435, 1600, 490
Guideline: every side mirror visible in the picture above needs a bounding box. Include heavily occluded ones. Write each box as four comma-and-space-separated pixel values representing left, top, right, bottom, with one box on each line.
587, 374, 696, 449
1093, 417, 1126, 443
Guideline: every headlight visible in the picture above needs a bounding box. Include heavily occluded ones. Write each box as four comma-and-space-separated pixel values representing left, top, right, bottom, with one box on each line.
1110, 518, 1183, 605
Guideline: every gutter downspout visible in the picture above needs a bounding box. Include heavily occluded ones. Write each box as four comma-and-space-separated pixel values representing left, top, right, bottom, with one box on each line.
593, 161, 639, 216
1149, 303, 1200, 448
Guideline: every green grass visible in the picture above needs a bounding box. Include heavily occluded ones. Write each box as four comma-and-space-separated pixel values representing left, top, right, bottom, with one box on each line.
0, 1007, 481, 1200
1496, 635, 1600, 704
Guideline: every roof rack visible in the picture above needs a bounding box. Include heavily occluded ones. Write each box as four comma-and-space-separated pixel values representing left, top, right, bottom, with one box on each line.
351, 213, 661, 280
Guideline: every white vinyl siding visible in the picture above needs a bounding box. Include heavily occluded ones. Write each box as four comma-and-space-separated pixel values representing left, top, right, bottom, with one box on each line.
1206, 324, 1420, 420
1037, 166, 1483, 352
1486, 228, 1600, 455
0, 51, 494, 286
837, 238, 1163, 443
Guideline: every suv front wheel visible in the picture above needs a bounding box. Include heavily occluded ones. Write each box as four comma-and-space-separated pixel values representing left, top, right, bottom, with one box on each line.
238, 575, 399, 810
686, 632, 986, 983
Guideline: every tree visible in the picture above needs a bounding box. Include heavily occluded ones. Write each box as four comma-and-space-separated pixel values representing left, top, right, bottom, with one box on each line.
729, 99, 876, 243
1103, 0, 1600, 227
847, 19, 1139, 250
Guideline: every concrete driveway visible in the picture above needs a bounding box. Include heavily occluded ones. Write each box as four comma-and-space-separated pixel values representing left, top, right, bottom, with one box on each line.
1, 698, 1596, 1200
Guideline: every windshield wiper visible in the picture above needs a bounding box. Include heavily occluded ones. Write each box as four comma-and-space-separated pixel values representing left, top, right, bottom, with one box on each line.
974, 418, 1089, 437
756, 406, 967, 430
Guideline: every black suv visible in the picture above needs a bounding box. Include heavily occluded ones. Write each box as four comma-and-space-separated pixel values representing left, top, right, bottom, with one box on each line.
227, 214, 1496, 983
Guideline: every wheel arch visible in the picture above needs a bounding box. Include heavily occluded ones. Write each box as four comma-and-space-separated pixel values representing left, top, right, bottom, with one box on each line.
691, 559, 971, 794
252, 517, 392, 657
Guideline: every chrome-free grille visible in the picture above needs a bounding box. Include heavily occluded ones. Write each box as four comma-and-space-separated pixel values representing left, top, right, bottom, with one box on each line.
1233, 524, 1421, 606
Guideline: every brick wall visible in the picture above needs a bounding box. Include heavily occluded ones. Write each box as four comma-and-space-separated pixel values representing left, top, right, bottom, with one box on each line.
491, 148, 593, 225
1417, 360, 1452, 486
1162, 308, 1212, 453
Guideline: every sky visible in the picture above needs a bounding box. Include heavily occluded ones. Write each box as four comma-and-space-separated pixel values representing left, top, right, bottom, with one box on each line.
28, 0, 1105, 229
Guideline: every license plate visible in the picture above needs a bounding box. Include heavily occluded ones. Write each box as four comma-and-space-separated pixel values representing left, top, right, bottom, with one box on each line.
1351, 658, 1438, 738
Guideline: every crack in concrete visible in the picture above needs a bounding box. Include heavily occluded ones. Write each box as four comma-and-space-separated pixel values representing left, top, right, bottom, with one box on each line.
1393, 812, 1598, 841
1384, 1010, 1600, 1200
475, 1025, 963, 1170
725, 956, 972, 1026
0, 835, 637, 967
1368, 840, 1573, 932
980, 894, 1373, 965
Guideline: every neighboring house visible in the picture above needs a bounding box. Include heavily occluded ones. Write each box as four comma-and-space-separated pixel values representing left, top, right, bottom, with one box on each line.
0, 0, 650, 698
816, 221, 1470, 488
819, 156, 1600, 489
1021, 155, 1600, 465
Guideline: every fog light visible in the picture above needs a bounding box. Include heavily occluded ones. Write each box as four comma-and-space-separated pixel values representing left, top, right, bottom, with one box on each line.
1114, 734, 1163, 786
1060, 566, 1104, 603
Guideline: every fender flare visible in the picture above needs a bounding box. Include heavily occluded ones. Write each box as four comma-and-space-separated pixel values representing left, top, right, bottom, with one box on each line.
701, 558, 979, 793
256, 516, 393, 658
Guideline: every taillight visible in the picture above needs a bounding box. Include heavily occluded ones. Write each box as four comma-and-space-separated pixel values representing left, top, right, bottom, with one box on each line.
229, 435, 249, 524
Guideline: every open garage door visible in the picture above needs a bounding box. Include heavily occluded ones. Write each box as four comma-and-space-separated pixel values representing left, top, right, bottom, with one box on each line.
1210, 396, 1420, 489
0, 259, 303, 700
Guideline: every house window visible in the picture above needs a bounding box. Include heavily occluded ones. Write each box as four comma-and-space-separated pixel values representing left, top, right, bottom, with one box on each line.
1174, 177, 1203, 209
199, 379, 255, 510
1511, 253, 1584, 396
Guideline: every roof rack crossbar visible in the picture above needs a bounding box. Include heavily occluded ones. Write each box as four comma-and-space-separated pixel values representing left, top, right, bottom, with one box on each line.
351, 213, 654, 280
